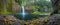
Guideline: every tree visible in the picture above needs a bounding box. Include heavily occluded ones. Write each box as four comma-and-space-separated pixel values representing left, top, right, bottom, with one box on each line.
0, 0, 14, 14
0, 0, 7, 14
51, 0, 60, 15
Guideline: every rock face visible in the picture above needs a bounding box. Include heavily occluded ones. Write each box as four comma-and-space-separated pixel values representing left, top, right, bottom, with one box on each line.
0, 15, 21, 25
28, 14, 60, 25
12, 2, 21, 13
46, 14, 60, 25
0, 15, 4, 25
0, 14, 60, 25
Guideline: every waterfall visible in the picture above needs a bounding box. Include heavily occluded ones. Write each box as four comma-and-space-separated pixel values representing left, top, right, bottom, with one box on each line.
21, 6, 25, 19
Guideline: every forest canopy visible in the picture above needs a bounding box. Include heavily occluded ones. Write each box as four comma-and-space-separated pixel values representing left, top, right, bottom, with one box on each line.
0, 0, 52, 15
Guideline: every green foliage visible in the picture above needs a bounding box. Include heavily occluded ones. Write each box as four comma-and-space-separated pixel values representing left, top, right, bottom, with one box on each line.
31, 0, 52, 8
0, 8, 7, 14
0, 0, 7, 14
0, 0, 14, 14
32, 11, 51, 15
15, 0, 22, 6
7, 1, 12, 12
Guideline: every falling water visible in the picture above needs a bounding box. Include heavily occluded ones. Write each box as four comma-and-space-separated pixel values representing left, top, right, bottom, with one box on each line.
21, 6, 25, 19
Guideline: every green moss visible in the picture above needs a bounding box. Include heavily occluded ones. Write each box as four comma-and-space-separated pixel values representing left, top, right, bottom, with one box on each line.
32, 11, 51, 15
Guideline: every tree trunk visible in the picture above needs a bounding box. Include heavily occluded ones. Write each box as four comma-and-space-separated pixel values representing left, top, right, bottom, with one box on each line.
51, 0, 60, 15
